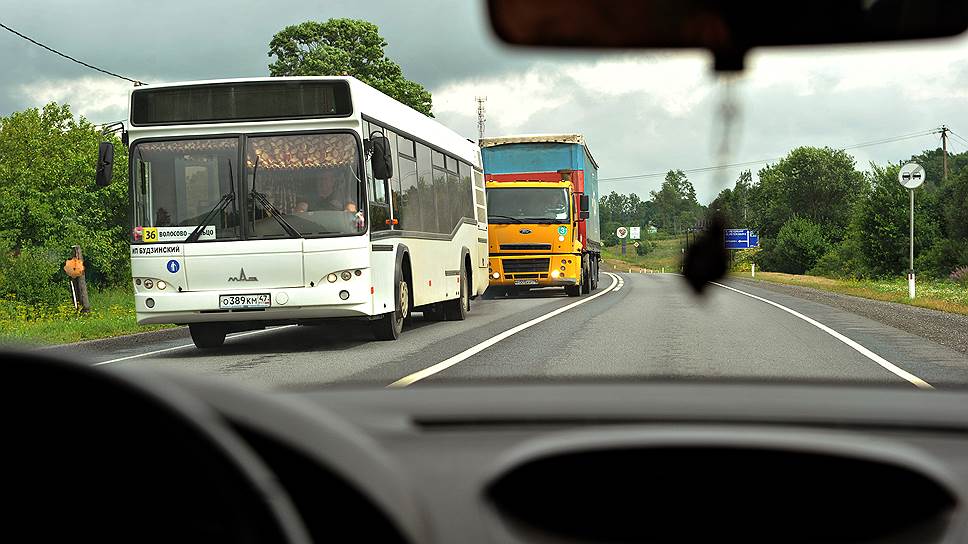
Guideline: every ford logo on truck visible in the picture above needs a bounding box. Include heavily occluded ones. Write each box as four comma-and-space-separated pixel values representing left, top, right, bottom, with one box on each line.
519, 228, 532, 234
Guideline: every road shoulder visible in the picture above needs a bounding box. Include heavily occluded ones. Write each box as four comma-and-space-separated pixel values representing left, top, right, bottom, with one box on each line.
726, 277, 968, 355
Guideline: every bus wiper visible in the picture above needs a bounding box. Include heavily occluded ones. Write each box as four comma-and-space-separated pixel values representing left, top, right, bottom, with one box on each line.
186, 159, 235, 243
487, 214, 523, 223
250, 154, 301, 238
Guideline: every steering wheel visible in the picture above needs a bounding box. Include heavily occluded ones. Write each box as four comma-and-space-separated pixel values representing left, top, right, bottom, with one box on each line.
2, 351, 310, 543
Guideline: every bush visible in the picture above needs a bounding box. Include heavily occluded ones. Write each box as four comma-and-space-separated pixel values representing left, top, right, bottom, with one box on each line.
1, 245, 67, 307
917, 238, 968, 279
808, 238, 868, 279
634, 240, 653, 256
731, 247, 761, 272
757, 216, 827, 274
951, 266, 968, 285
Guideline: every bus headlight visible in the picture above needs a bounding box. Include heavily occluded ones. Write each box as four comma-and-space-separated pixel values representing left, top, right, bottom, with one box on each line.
551, 270, 561, 278
340, 271, 352, 281
327, 273, 338, 283
558, 236, 565, 242
492, 272, 500, 279
143, 279, 154, 289
156, 280, 167, 290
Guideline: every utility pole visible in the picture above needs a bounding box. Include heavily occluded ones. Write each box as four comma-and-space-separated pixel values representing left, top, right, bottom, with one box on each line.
941, 124, 949, 181
475, 96, 487, 140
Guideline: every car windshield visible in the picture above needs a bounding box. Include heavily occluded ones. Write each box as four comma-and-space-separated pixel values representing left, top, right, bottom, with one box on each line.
1, 1, 967, 394
487, 187, 569, 223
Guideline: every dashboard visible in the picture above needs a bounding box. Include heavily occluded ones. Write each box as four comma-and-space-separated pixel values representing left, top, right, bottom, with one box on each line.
7, 351, 968, 543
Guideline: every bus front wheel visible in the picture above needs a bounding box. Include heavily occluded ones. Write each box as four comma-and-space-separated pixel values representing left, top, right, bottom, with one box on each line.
189, 323, 227, 349
373, 276, 408, 340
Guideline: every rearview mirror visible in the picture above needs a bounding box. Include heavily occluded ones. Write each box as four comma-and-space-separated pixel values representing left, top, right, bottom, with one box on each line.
95, 142, 114, 187
486, 0, 968, 70
370, 133, 393, 181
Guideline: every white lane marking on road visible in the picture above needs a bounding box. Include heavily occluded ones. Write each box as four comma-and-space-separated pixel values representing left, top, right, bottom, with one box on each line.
388, 273, 622, 388
93, 325, 297, 366
613, 276, 626, 292
710, 282, 933, 390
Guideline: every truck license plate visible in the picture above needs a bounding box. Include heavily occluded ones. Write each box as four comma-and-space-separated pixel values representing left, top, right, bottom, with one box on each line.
219, 293, 271, 309
514, 280, 539, 286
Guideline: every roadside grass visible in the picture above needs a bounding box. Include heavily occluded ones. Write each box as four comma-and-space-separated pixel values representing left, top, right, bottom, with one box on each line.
729, 271, 968, 316
0, 286, 173, 346
603, 237, 683, 272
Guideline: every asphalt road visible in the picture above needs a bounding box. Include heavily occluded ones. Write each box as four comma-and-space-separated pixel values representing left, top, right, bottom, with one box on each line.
53, 272, 968, 390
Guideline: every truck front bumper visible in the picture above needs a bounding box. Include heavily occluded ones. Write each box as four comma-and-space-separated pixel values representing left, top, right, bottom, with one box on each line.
488, 254, 581, 287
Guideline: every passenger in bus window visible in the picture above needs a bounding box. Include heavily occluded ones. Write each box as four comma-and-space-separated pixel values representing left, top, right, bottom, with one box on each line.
344, 201, 358, 213
294, 201, 309, 213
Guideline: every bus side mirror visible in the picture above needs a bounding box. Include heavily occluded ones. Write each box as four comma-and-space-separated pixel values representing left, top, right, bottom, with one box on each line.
370, 135, 393, 181
95, 142, 114, 187
579, 194, 590, 219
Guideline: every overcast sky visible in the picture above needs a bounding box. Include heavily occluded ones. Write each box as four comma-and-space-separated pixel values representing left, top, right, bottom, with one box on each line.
3, 0, 968, 203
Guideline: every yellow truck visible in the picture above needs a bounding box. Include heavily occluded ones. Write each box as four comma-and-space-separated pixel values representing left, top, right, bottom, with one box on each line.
480, 135, 601, 296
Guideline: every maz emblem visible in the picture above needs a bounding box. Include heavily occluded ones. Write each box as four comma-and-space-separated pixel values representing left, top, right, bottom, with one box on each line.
519, 228, 532, 234
228, 268, 258, 282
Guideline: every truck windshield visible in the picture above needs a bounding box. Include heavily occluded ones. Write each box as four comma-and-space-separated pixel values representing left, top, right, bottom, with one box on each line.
131, 138, 240, 242
486, 187, 570, 223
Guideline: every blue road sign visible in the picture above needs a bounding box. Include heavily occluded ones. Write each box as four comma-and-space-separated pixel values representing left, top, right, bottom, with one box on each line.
724, 229, 759, 249
166, 259, 180, 273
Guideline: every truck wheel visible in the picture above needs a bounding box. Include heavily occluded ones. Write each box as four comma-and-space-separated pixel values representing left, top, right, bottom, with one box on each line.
565, 285, 581, 297
444, 264, 470, 321
581, 258, 591, 294
373, 274, 409, 340
591, 258, 599, 291
189, 323, 227, 349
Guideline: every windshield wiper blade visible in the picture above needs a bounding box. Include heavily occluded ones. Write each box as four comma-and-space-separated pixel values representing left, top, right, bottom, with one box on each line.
250, 190, 302, 238
249, 153, 301, 238
487, 214, 523, 223
186, 159, 235, 243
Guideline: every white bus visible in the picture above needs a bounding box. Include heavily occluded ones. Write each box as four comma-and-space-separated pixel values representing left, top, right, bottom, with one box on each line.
104, 77, 489, 347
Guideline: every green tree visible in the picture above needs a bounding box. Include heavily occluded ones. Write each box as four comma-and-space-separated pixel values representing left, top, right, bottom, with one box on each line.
750, 147, 865, 242
0, 103, 129, 299
709, 169, 751, 228
848, 163, 941, 277
268, 18, 434, 116
758, 216, 828, 274
650, 170, 702, 233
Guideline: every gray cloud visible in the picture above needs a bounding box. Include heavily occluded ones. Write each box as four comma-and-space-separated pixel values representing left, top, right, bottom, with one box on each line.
3, 0, 967, 207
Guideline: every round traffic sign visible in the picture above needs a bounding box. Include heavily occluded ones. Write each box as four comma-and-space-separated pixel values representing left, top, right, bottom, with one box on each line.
898, 162, 926, 189
616, 227, 628, 239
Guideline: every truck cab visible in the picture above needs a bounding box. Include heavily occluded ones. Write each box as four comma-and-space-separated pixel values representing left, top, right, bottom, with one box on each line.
481, 134, 601, 297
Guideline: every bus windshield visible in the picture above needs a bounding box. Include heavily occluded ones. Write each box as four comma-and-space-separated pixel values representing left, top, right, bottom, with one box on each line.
245, 133, 364, 238
132, 137, 241, 242
130, 133, 365, 242
486, 187, 570, 223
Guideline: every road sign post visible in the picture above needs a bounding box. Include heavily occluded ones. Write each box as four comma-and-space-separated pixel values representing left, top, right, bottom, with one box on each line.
616, 226, 628, 256
898, 163, 925, 299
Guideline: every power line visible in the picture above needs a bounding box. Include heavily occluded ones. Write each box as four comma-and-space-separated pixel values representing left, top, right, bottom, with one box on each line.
600, 128, 941, 183
0, 21, 145, 85
947, 129, 968, 147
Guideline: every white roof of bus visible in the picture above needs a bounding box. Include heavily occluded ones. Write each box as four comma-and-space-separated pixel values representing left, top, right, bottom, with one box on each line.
126, 76, 481, 168
478, 133, 598, 169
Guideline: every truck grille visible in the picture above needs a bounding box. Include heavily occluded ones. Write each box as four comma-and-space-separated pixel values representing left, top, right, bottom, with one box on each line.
503, 258, 550, 273
500, 243, 552, 251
